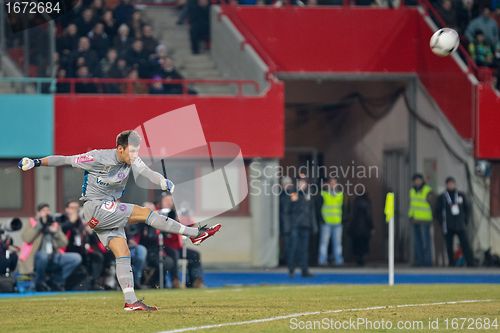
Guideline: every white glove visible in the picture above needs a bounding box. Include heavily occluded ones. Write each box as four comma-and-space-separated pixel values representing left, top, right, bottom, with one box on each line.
161, 178, 175, 193
18, 157, 35, 171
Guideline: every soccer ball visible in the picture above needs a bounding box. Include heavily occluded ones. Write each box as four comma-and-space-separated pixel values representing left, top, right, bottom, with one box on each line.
429, 28, 460, 57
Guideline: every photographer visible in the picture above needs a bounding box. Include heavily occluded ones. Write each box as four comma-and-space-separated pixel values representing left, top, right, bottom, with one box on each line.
21, 203, 82, 291
59, 200, 105, 290
0, 219, 20, 277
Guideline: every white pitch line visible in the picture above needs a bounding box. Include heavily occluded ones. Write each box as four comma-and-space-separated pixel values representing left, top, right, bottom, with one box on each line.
157, 299, 493, 333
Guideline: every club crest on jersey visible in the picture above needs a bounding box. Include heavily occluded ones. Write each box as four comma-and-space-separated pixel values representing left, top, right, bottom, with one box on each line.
75, 155, 95, 164
100, 201, 117, 213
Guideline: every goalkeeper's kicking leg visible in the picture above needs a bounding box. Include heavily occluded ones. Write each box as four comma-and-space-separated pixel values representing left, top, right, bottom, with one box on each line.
128, 205, 222, 245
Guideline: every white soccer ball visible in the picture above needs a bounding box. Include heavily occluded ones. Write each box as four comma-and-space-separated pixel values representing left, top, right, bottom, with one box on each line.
429, 28, 460, 57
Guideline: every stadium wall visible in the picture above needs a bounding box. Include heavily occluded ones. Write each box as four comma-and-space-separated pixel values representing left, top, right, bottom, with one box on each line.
475, 85, 500, 159
0, 95, 53, 157
54, 90, 284, 158
211, 6, 269, 95
220, 5, 493, 143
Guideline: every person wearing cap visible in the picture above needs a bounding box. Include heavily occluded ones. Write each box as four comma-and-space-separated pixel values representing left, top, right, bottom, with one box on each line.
408, 173, 434, 267
435, 177, 475, 267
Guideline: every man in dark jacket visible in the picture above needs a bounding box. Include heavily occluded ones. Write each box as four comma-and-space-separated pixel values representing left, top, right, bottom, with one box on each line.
279, 177, 293, 265
435, 177, 475, 267
348, 192, 373, 266
287, 177, 316, 278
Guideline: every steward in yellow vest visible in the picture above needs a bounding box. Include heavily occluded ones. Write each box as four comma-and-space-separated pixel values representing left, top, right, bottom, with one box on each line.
408, 175, 434, 223
320, 190, 344, 225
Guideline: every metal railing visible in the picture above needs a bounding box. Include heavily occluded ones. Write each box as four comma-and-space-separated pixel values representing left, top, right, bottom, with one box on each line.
0, 77, 260, 95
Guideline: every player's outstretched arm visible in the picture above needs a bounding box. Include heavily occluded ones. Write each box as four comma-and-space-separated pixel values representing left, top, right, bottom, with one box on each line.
18, 156, 72, 171
18, 153, 94, 171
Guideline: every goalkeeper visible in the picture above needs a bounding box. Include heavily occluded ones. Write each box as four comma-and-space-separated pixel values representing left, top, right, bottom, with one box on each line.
19, 130, 221, 311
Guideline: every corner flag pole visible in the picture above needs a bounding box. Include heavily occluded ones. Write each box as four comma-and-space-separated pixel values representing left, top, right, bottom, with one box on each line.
385, 192, 395, 286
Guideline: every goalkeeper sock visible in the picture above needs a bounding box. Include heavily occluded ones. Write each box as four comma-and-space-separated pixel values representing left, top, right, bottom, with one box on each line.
116, 256, 137, 304
146, 211, 198, 237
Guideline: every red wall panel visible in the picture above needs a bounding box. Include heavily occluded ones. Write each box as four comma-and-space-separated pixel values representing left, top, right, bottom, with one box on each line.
476, 84, 500, 159
415, 18, 474, 139
223, 6, 474, 139
224, 7, 418, 73
54, 83, 284, 158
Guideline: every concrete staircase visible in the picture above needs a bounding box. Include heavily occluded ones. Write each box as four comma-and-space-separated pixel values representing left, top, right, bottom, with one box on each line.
144, 6, 235, 95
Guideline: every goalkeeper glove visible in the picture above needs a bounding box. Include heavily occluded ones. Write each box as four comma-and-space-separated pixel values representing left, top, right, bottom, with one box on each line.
161, 178, 175, 193
18, 158, 41, 171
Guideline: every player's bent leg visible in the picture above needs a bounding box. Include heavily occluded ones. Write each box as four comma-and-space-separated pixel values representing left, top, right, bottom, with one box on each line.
128, 205, 222, 245
108, 237, 157, 312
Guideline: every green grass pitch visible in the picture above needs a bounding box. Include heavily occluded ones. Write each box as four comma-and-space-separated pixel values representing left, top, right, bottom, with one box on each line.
1, 284, 499, 333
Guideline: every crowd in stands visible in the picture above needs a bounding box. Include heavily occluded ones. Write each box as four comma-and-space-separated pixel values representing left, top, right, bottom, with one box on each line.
1, 193, 204, 292
51, 0, 199, 94
434, 1, 500, 88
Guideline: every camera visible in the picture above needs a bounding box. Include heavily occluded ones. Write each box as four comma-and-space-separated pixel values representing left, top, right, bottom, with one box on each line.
0, 218, 22, 240
39, 215, 56, 233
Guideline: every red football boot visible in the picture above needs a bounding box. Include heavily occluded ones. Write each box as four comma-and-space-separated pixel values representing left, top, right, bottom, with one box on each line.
190, 224, 222, 245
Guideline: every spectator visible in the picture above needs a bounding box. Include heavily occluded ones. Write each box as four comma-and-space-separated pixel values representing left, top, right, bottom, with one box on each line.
438, 0, 458, 30
56, 68, 70, 93
157, 57, 184, 94
90, 0, 105, 18
109, 58, 130, 79
457, 0, 479, 34
469, 30, 494, 66
148, 44, 169, 76
141, 24, 159, 56
101, 10, 118, 41
126, 39, 148, 77
71, 37, 99, 76
408, 173, 434, 267
127, 69, 148, 94
113, 24, 133, 58
287, 177, 315, 278
57, 24, 79, 56
318, 177, 344, 267
348, 192, 373, 266
129, 11, 145, 39
149, 76, 167, 94
177, 0, 191, 25
99, 48, 118, 78
279, 176, 293, 265
435, 177, 475, 267
75, 66, 98, 93
88, 23, 110, 59
76, 8, 96, 36
465, 7, 499, 46
188, 0, 210, 54
59, 200, 104, 290
21, 204, 81, 291
114, 0, 135, 26
495, 7, 500, 28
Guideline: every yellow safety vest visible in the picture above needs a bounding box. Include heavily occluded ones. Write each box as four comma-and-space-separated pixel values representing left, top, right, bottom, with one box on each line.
321, 191, 343, 225
408, 184, 433, 221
